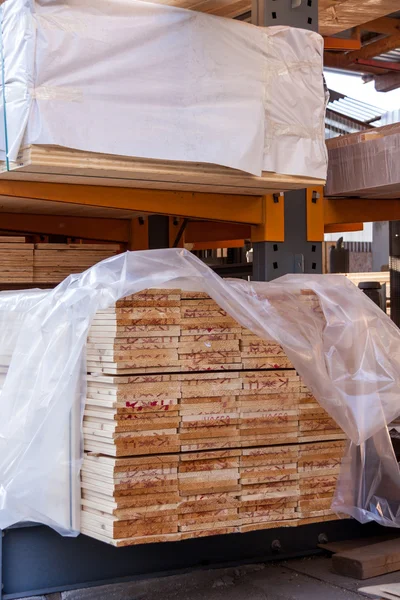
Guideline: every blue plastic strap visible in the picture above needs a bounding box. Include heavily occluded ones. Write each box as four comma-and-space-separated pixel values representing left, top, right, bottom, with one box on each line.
0, 5, 9, 171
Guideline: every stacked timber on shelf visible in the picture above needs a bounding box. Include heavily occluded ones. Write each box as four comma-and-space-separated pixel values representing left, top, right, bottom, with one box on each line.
5, 146, 325, 196
0, 237, 33, 283
0, 241, 120, 285
82, 289, 347, 546
326, 123, 400, 198
33, 243, 120, 283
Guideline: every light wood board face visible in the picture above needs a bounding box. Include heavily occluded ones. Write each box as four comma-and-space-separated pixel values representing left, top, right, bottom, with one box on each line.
81, 438, 347, 546
319, 0, 400, 35
0, 241, 121, 284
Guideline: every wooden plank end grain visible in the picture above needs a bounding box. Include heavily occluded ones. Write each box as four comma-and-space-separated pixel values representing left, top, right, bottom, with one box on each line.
332, 537, 400, 580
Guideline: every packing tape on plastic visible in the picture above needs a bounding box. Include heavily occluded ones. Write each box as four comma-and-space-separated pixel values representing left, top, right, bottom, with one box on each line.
266, 121, 322, 141
35, 15, 87, 35
35, 15, 107, 42
30, 86, 83, 102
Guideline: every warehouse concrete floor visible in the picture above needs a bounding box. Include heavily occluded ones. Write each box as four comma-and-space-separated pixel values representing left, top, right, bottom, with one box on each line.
24, 556, 400, 600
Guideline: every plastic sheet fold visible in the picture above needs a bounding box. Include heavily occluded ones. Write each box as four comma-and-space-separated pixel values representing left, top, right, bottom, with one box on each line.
0, 249, 399, 534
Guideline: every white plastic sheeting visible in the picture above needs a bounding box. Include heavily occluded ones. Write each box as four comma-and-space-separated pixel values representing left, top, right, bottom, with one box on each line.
0, 0, 327, 178
0, 249, 400, 534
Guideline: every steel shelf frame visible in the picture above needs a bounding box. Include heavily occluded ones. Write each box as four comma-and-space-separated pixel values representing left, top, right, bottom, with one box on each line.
0, 521, 390, 599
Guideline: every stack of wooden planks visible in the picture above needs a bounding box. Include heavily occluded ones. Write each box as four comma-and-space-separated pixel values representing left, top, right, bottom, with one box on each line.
240, 330, 293, 370
178, 449, 241, 539
6, 145, 325, 197
87, 289, 181, 375
179, 290, 241, 371
81, 453, 181, 546
81, 287, 347, 546
298, 440, 346, 525
239, 445, 299, 534
33, 243, 120, 284
299, 390, 345, 443
0, 236, 34, 283
0, 240, 121, 286
84, 373, 181, 457
81, 439, 346, 546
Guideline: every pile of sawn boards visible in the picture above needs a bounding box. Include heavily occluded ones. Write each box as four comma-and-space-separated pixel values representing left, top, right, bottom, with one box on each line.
0, 237, 34, 283
33, 243, 120, 283
0, 240, 120, 285
82, 288, 347, 546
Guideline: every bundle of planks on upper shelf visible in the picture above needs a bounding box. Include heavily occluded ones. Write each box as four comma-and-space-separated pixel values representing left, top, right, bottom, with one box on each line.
0, 237, 34, 283
82, 288, 347, 546
4, 146, 325, 196
1, 3, 327, 195
0, 240, 120, 285
33, 243, 120, 283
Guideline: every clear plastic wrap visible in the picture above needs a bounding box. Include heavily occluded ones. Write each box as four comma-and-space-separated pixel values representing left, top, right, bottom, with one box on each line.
326, 123, 400, 197
0, 248, 400, 535
0, 0, 327, 179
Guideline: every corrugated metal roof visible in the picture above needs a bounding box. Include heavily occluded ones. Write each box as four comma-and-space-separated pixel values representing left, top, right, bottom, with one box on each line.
373, 48, 400, 63
327, 89, 385, 124
325, 89, 386, 138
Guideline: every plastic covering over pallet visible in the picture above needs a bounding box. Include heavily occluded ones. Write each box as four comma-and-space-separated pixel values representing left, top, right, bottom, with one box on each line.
0, 249, 399, 534
0, 0, 327, 179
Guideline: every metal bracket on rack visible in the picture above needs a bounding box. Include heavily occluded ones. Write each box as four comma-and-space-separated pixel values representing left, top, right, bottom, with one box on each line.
252, 0, 318, 30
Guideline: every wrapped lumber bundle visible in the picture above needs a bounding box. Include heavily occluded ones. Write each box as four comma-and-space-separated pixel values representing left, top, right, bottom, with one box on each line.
0, 249, 398, 541
326, 124, 400, 198
81, 286, 347, 546
1, 1, 327, 193
0, 236, 33, 283
33, 244, 121, 284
